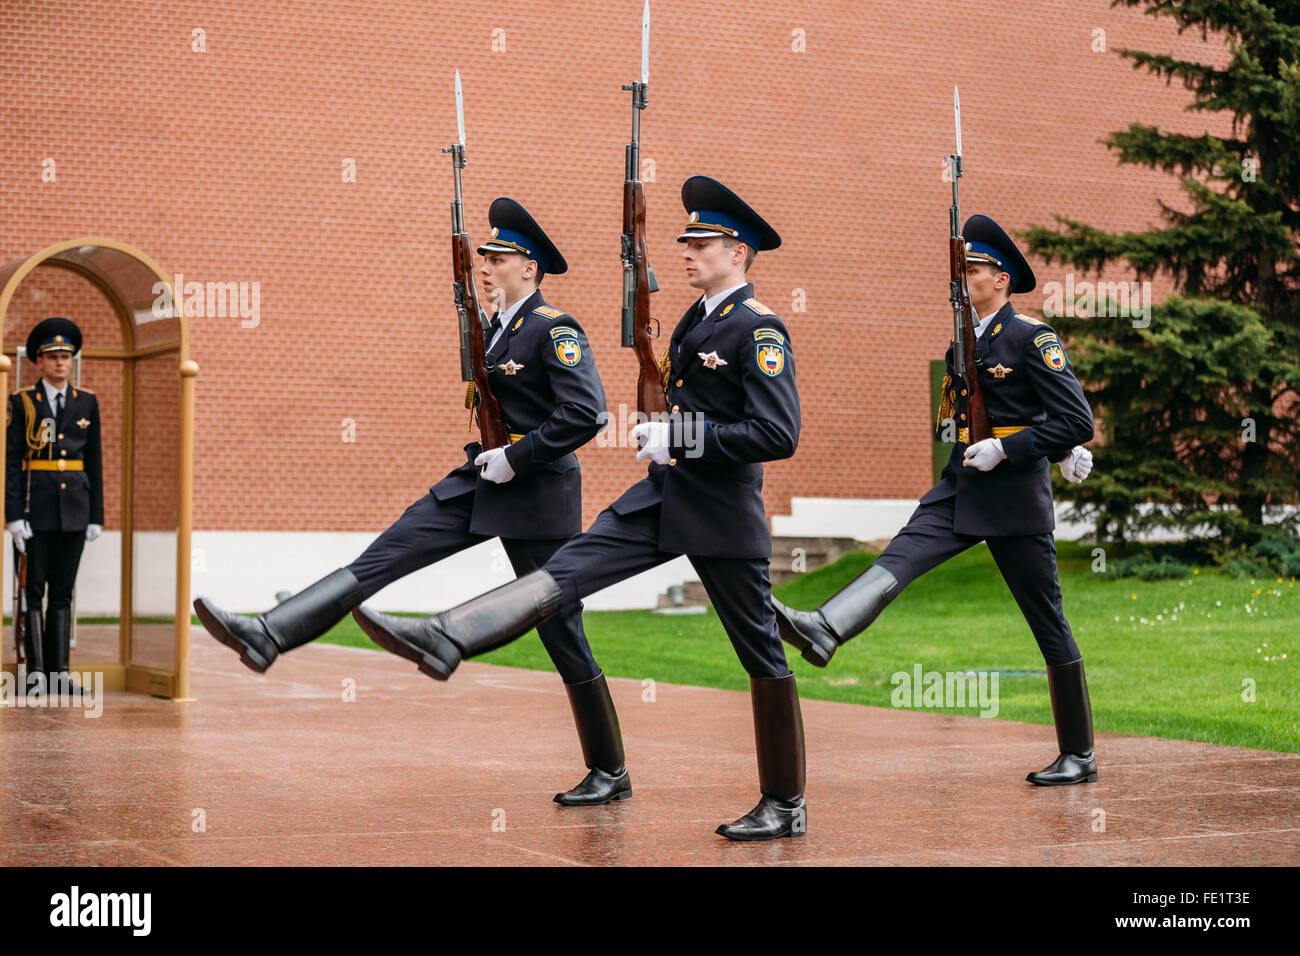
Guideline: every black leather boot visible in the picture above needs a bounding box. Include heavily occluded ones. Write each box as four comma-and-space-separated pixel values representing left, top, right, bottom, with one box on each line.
772, 562, 900, 667
354, 570, 565, 681
194, 568, 363, 673
45, 606, 81, 697
554, 671, 632, 806
1027, 658, 1098, 785
23, 609, 45, 697
717, 673, 807, 841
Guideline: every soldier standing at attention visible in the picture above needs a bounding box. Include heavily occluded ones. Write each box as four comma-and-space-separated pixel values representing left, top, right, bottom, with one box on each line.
355, 177, 808, 842
194, 199, 631, 807
6, 317, 104, 694
771, 215, 1101, 786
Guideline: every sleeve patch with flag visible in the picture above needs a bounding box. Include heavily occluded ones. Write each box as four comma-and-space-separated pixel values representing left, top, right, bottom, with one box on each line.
1035, 332, 1067, 372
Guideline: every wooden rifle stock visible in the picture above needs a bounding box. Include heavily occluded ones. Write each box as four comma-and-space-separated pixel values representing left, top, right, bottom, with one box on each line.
624, 180, 668, 417
454, 230, 509, 449
951, 236, 991, 444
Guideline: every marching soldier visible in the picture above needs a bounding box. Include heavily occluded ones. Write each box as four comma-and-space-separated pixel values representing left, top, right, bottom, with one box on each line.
193, 198, 631, 806
355, 177, 808, 842
772, 214, 1100, 785
6, 317, 104, 694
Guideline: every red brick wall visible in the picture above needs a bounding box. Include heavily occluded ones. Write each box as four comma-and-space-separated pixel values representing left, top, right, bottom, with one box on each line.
0, 1, 1229, 532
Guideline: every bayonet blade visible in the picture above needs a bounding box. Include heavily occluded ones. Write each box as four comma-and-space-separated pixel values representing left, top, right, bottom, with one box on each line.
455, 69, 466, 146
953, 85, 961, 158
642, 0, 650, 84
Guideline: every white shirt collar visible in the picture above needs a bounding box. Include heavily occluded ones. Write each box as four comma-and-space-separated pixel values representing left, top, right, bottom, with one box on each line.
702, 284, 748, 318
497, 294, 531, 328
42, 379, 68, 404
974, 308, 1001, 339
489, 294, 533, 350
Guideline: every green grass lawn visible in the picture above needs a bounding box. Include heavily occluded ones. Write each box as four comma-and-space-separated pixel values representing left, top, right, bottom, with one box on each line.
310, 541, 1298, 753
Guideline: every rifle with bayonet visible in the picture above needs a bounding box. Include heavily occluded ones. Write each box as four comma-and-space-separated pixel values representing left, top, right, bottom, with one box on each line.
12, 549, 26, 668
947, 85, 991, 447
12, 406, 51, 672
620, 0, 667, 419
444, 70, 509, 450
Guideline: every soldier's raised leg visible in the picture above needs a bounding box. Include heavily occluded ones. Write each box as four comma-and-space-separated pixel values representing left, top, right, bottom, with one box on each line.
354, 507, 670, 681
773, 496, 980, 666
194, 492, 481, 672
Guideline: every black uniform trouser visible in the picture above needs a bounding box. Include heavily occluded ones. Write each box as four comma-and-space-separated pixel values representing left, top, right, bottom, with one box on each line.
346, 491, 600, 684
543, 504, 790, 679
872, 495, 1081, 666
25, 530, 85, 614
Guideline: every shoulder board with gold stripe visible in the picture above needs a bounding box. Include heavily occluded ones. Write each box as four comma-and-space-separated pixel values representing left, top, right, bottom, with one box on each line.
1015, 313, 1044, 326
742, 297, 775, 316
549, 325, 579, 340
752, 327, 785, 345
533, 305, 564, 319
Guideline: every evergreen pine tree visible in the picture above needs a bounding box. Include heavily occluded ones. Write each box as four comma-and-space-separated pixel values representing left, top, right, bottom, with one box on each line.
1025, 0, 1300, 549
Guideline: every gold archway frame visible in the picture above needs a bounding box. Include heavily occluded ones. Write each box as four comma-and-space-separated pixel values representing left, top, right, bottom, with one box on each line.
0, 238, 197, 700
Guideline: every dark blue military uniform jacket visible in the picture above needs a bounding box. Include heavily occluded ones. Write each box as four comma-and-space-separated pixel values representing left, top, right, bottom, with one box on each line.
433, 289, 606, 540
5, 382, 105, 533
611, 283, 800, 558
926, 301, 1094, 537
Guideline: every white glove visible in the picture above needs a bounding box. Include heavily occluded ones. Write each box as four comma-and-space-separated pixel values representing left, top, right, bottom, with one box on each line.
631, 421, 672, 465
474, 447, 515, 484
85, 524, 103, 542
963, 437, 1007, 472
8, 519, 32, 554
1059, 446, 1094, 483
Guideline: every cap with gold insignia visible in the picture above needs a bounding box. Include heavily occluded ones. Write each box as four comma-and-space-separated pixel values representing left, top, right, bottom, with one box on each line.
476, 197, 567, 275
963, 214, 1035, 293
25, 316, 82, 362
676, 176, 782, 252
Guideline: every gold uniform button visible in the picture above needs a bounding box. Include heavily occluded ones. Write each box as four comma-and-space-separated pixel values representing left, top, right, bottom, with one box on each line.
57, 458, 66, 469
668, 458, 677, 466
60, 482, 67, 490
675, 379, 683, 387
671, 405, 680, 414
58, 433, 64, 439
60, 450, 67, 457
960, 390, 967, 397
960, 414, 967, 422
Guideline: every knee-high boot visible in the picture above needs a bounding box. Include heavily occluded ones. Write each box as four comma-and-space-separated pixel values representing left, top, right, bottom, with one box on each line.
553, 671, 632, 806
771, 563, 900, 667
22, 609, 45, 695
716, 673, 807, 841
194, 568, 363, 673
1027, 658, 1098, 785
353, 570, 564, 681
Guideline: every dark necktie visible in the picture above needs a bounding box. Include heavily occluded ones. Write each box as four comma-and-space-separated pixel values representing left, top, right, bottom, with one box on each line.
55, 392, 64, 429
688, 298, 707, 332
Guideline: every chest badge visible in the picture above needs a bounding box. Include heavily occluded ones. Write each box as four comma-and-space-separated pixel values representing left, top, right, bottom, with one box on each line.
499, 360, 525, 376
988, 364, 1013, 380
698, 351, 728, 369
